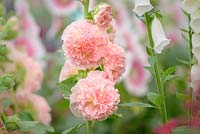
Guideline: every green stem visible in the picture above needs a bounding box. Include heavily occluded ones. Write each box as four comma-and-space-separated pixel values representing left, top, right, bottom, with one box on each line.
188, 14, 193, 122
87, 121, 93, 134
145, 12, 167, 123
10, 88, 17, 113
84, 0, 90, 18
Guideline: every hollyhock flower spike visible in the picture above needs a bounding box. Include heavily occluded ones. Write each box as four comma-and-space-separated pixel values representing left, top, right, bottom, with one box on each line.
133, 0, 153, 16
190, 9, 200, 33
104, 43, 126, 82
94, 4, 113, 30
70, 71, 120, 121
16, 91, 51, 125
192, 33, 200, 64
59, 61, 78, 82
61, 19, 109, 69
151, 16, 171, 54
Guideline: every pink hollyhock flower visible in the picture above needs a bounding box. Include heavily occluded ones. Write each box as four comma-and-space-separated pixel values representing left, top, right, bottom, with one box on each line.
190, 65, 200, 91
70, 71, 120, 121
104, 43, 126, 81
45, 0, 78, 16
59, 61, 78, 82
61, 20, 109, 69
94, 4, 113, 30
15, 0, 40, 35
1, 44, 43, 92
16, 91, 51, 125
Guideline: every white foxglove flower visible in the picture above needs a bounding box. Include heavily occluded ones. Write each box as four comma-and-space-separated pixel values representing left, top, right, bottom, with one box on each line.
133, 0, 153, 16
151, 16, 171, 54
182, 0, 200, 14
190, 9, 200, 33
192, 33, 200, 64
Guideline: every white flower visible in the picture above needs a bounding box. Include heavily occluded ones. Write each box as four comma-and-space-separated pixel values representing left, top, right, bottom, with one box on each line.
133, 0, 153, 16
182, 0, 200, 14
151, 16, 170, 54
190, 9, 200, 33
192, 33, 200, 64
190, 65, 200, 91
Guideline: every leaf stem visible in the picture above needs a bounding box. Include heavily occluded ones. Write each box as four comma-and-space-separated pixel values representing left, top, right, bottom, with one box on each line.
145, 12, 167, 123
87, 121, 93, 134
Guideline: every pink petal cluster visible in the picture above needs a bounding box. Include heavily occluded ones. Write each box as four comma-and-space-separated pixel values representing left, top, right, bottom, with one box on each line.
94, 4, 113, 30
104, 43, 126, 81
70, 71, 120, 121
62, 20, 109, 69
59, 61, 78, 82
16, 91, 51, 125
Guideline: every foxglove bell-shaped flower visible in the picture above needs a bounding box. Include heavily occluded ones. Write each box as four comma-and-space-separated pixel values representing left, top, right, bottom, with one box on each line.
133, 0, 153, 16
190, 9, 200, 33
182, 0, 200, 14
192, 33, 200, 64
151, 16, 171, 54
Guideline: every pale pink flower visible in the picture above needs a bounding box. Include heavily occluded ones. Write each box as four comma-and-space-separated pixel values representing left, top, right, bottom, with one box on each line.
16, 91, 51, 125
104, 43, 126, 81
61, 20, 109, 69
15, 0, 40, 35
94, 4, 113, 29
59, 61, 78, 82
45, 0, 78, 16
70, 71, 120, 121
190, 65, 200, 91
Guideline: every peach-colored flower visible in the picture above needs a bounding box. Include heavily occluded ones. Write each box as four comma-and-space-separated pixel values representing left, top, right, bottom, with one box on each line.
94, 4, 113, 29
104, 43, 126, 81
59, 61, 78, 82
16, 91, 51, 125
62, 20, 109, 69
70, 71, 120, 121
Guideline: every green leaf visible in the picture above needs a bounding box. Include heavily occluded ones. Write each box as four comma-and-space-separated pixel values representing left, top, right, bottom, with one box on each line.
19, 121, 39, 132
147, 92, 163, 109
148, 56, 156, 66
172, 126, 200, 134
5, 115, 20, 131
146, 46, 154, 56
181, 33, 189, 42
176, 57, 190, 65
176, 92, 190, 101
2, 98, 11, 108
0, 74, 15, 92
144, 66, 154, 75
118, 102, 156, 108
62, 123, 85, 134
162, 66, 176, 84
109, 113, 122, 119
180, 28, 188, 33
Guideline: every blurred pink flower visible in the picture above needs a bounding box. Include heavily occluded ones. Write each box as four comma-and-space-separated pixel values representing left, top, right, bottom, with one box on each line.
15, 0, 46, 65
45, 0, 78, 16
62, 19, 109, 69
59, 61, 78, 82
70, 71, 120, 121
16, 91, 51, 125
104, 43, 126, 81
94, 4, 112, 30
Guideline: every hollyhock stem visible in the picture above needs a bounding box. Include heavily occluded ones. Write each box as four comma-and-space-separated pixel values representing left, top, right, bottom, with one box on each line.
87, 121, 93, 134
187, 14, 193, 122
10, 88, 17, 113
84, 0, 90, 18
145, 12, 167, 123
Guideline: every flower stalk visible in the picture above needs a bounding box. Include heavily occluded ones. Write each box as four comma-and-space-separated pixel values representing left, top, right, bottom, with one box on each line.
87, 121, 93, 134
84, 0, 90, 18
145, 12, 167, 123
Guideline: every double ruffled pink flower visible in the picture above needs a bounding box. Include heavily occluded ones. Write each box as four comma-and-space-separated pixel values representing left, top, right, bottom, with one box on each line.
62, 20, 109, 69
70, 71, 120, 121
94, 4, 113, 30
